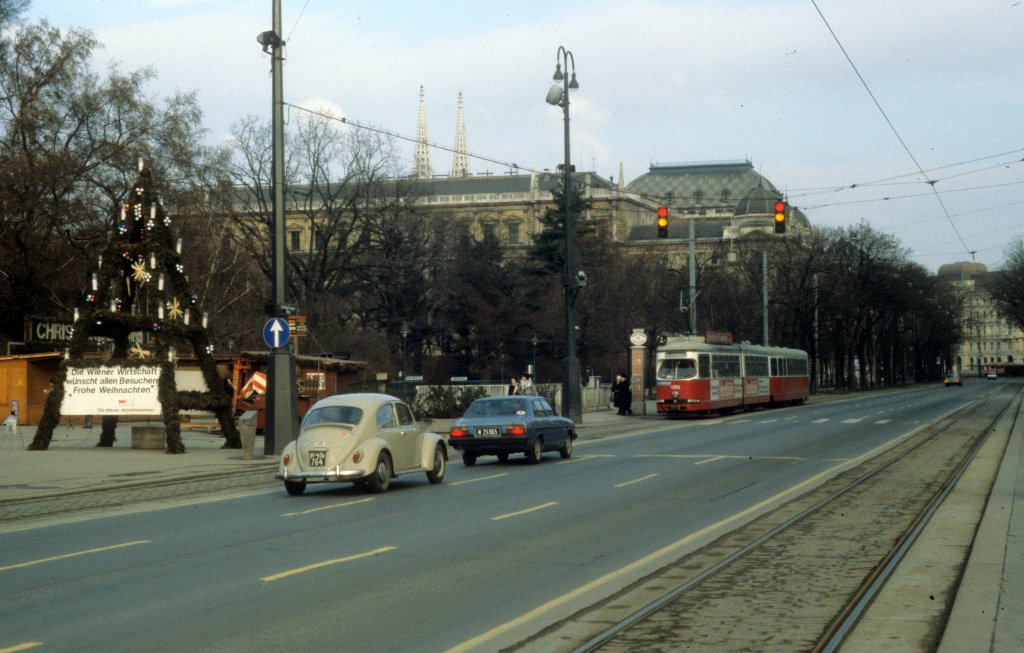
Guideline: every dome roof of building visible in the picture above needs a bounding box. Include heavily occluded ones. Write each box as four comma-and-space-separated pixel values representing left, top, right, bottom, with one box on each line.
627, 161, 810, 230
627, 161, 771, 206
937, 261, 988, 279
733, 182, 782, 217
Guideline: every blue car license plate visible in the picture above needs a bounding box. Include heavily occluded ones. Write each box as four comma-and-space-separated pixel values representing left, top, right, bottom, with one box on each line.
309, 450, 326, 467
477, 427, 500, 437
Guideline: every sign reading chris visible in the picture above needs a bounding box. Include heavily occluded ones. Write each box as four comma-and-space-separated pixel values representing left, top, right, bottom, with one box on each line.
24, 315, 75, 343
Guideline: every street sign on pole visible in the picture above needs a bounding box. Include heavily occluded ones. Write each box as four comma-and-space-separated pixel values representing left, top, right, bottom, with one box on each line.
263, 317, 291, 349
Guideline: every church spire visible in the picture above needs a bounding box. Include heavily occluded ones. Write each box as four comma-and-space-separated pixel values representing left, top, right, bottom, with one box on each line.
414, 85, 433, 179
451, 92, 469, 177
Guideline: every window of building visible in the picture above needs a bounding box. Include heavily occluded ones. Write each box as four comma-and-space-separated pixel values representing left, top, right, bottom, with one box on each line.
289, 230, 301, 251
508, 222, 521, 244
721, 189, 731, 203
693, 190, 704, 204
482, 222, 496, 241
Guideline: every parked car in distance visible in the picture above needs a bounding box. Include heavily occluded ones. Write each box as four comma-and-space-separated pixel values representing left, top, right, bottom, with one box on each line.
987, 372, 998, 380
944, 373, 962, 386
276, 393, 447, 495
448, 395, 575, 465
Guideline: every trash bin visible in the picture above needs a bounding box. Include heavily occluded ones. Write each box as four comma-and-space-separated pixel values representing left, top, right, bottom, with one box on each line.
239, 411, 258, 460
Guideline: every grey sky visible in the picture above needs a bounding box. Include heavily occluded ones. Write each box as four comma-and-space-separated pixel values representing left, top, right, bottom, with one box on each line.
22, 0, 1024, 272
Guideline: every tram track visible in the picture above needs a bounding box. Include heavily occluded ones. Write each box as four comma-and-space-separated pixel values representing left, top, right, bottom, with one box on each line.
512, 384, 1022, 653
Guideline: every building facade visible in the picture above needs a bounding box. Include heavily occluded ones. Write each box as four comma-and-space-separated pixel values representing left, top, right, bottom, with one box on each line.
940, 262, 1024, 374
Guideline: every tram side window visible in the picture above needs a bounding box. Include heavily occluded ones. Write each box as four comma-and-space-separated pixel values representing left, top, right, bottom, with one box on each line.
658, 359, 697, 380
771, 358, 780, 376
712, 354, 740, 379
788, 357, 808, 376
699, 354, 711, 379
745, 355, 768, 377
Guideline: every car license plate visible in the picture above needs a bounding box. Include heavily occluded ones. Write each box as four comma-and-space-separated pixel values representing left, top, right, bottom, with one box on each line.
477, 427, 500, 437
309, 450, 326, 467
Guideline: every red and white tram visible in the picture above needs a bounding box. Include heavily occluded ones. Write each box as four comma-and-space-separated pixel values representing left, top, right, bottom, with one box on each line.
655, 337, 809, 415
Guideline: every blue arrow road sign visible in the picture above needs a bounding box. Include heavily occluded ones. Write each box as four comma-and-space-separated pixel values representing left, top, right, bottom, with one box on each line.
263, 317, 291, 349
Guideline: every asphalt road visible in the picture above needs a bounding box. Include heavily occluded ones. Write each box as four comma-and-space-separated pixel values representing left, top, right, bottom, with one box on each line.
0, 382, 990, 652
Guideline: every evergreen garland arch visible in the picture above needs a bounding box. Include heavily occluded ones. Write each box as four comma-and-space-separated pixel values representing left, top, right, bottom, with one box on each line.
29, 163, 241, 452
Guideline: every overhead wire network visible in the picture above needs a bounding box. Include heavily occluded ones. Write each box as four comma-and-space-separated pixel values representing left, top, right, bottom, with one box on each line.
787, 148, 1024, 205
285, 102, 538, 175
810, 0, 976, 260
260, 1, 1017, 247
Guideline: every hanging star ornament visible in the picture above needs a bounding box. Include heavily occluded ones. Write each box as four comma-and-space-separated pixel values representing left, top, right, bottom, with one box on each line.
167, 297, 184, 320
129, 343, 153, 359
130, 259, 149, 283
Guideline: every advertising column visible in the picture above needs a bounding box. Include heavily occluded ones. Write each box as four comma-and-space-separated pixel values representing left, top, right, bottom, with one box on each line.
629, 329, 647, 416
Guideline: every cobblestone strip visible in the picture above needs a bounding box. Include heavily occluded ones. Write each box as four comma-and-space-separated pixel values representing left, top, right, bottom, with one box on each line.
0, 464, 278, 523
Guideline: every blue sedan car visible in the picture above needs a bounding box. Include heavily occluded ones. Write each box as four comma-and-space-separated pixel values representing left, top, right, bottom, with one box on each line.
448, 395, 575, 465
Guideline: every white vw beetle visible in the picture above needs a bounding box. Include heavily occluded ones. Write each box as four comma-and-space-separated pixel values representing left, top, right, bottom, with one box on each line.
276, 393, 447, 495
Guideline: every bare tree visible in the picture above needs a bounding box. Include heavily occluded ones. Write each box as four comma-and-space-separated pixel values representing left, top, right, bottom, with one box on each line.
0, 20, 224, 348
985, 238, 1024, 335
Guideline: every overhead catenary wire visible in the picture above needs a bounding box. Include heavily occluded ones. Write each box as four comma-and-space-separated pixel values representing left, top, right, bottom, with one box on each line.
810, 0, 975, 259
284, 102, 540, 175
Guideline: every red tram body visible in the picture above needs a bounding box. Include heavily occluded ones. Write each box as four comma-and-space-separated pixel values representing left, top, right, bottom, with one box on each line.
656, 337, 809, 415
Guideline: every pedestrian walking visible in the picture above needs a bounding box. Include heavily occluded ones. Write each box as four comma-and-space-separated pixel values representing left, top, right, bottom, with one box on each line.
611, 373, 633, 415
508, 376, 519, 395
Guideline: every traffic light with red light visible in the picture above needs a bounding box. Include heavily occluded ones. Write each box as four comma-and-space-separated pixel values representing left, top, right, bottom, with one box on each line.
773, 201, 786, 234
657, 207, 669, 238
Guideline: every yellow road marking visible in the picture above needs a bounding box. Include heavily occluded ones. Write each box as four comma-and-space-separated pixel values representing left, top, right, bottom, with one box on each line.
0, 540, 151, 573
281, 497, 374, 517
695, 455, 729, 465
491, 502, 558, 521
638, 453, 804, 464
0, 643, 43, 653
261, 546, 397, 582
450, 473, 509, 486
557, 454, 611, 465
446, 432, 913, 653
635, 454, 706, 459
615, 473, 658, 488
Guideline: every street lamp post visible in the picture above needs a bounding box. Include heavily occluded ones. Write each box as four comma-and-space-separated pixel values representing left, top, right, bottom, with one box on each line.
531, 333, 539, 379
546, 46, 582, 423
400, 321, 410, 380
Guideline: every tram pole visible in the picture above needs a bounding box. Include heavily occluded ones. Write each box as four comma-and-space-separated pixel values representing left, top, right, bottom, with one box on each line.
762, 249, 769, 346
688, 217, 697, 334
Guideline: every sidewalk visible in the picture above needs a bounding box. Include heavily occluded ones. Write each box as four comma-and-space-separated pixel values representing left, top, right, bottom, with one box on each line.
936, 391, 1024, 651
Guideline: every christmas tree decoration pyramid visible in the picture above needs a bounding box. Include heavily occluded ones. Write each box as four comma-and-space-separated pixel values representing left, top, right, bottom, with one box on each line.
29, 162, 241, 452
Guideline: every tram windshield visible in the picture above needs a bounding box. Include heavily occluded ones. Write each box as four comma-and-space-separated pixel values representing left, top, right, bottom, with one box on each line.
657, 358, 697, 380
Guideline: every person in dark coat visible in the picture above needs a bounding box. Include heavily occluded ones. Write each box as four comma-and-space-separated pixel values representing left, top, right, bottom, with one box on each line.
507, 377, 519, 395
611, 373, 633, 415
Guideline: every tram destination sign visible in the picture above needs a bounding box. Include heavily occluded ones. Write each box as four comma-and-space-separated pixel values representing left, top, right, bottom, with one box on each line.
24, 315, 74, 343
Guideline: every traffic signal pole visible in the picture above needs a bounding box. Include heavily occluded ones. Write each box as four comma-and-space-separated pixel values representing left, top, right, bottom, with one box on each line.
689, 216, 697, 334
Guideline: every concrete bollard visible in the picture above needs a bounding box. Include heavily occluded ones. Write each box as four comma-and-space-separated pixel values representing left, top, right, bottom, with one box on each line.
131, 425, 165, 450
238, 411, 258, 460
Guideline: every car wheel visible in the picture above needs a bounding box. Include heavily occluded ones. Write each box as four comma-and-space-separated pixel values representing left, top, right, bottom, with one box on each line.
559, 432, 573, 459
365, 452, 392, 493
426, 445, 446, 484
462, 451, 477, 466
284, 479, 306, 496
496, 453, 509, 463
526, 438, 543, 464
